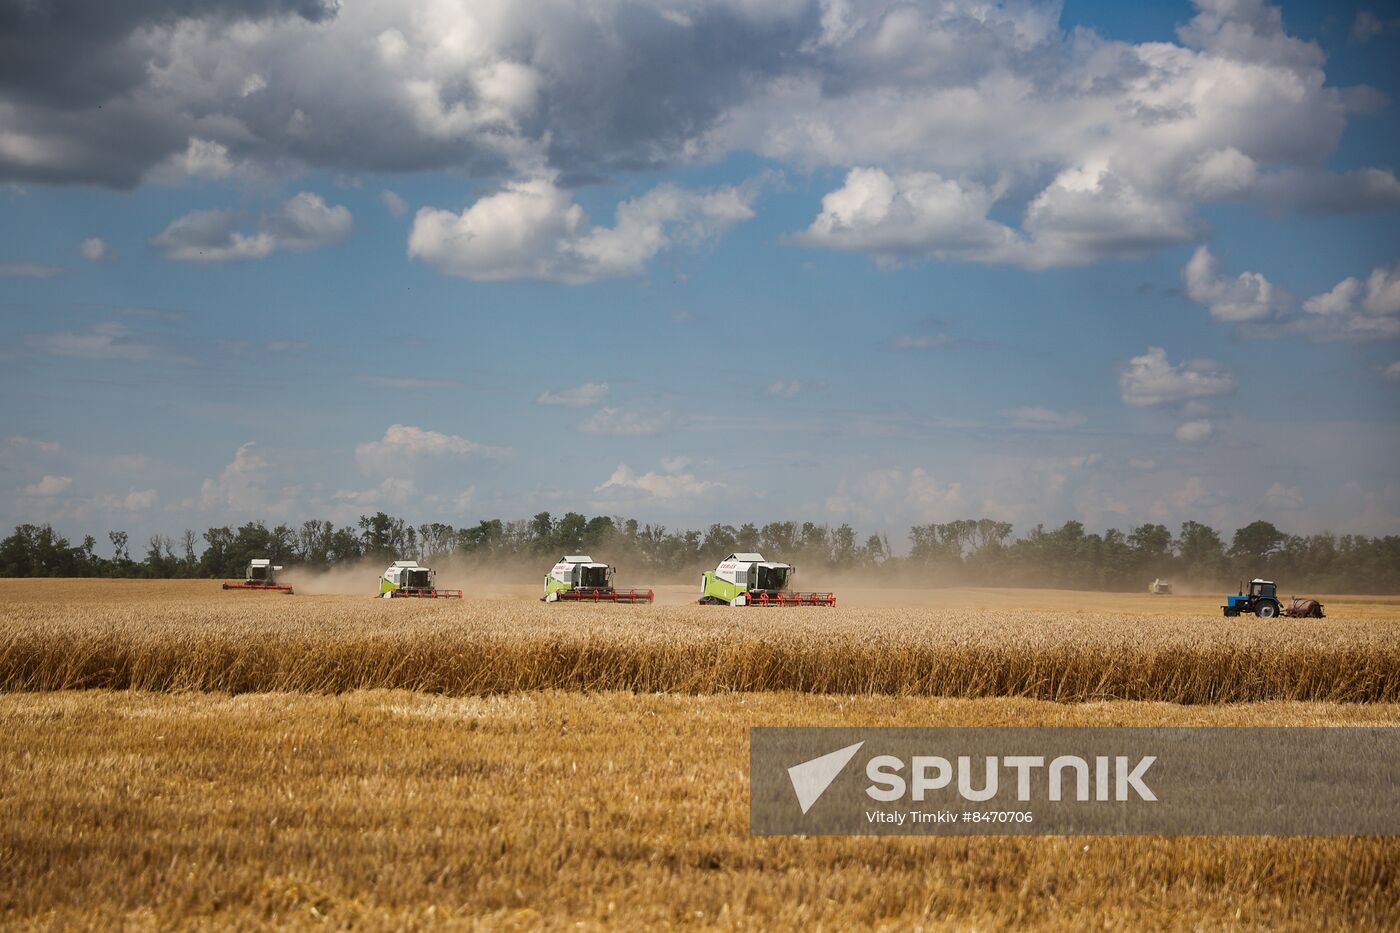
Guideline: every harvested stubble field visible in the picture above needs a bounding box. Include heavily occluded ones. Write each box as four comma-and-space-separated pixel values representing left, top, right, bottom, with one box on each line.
2, 579, 1398, 931
2, 580, 1398, 702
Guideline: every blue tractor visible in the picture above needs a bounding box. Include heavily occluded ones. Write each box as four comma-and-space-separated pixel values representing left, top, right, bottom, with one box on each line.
1223, 578, 1281, 618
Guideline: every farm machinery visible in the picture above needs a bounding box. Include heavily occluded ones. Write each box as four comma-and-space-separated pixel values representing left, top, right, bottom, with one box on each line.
378, 560, 462, 598
698, 553, 835, 607
1222, 579, 1324, 618
542, 555, 654, 603
222, 558, 293, 594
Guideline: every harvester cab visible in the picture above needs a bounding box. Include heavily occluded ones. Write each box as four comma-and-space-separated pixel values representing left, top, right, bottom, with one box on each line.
699, 553, 835, 607
1223, 579, 1280, 618
379, 560, 463, 599
543, 556, 654, 603
222, 558, 293, 593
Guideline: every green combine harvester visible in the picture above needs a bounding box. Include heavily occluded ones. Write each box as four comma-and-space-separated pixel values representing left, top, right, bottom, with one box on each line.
542, 555, 654, 603
698, 552, 835, 606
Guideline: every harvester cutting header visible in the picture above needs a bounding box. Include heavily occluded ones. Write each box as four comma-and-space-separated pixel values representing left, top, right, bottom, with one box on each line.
543, 556, 654, 603
699, 553, 835, 606
378, 560, 462, 599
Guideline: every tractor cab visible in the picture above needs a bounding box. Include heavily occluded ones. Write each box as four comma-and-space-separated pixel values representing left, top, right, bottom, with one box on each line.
1223, 578, 1281, 618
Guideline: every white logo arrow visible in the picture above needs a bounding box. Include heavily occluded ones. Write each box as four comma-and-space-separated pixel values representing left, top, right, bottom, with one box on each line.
787, 741, 865, 814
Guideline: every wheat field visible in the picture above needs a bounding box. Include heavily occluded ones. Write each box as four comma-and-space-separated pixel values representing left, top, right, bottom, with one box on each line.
2, 580, 1397, 702
2, 579, 1398, 930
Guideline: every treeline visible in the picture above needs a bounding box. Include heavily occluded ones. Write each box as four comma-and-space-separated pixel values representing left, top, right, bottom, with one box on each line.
2, 512, 1398, 593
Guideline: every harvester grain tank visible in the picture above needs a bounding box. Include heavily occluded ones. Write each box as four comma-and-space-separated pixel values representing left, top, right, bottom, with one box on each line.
698, 552, 835, 606
222, 558, 293, 594
378, 560, 462, 598
542, 555, 654, 603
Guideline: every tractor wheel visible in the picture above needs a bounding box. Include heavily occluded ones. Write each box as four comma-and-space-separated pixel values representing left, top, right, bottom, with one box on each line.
1256, 602, 1278, 619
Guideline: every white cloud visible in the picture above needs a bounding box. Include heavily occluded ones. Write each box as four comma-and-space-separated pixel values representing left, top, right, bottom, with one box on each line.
355, 424, 510, 475
409, 177, 754, 283
593, 463, 721, 502
95, 488, 159, 512
6, 436, 62, 455
577, 407, 680, 437
1264, 482, 1303, 510
1120, 347, 1236, 407
27, 322, 156, 361
825, 467, 963, 525
1182, 246, 1279, 322
1303, 277, 1362, 316
22, 475, 72, 496
79, 237, 108, 261
333, 477, 417, 508
1352, 12, 1384, 43
1385, 361, 1400, 383
0, 263, 61, 278
200, 442, 275, 512
767, 380, 801, 398
1174, 419, 1216, 444
381, 190, 408, 219
536, 382, 609, 408
1002, 407, 1086, 430
151, 192, 352, 262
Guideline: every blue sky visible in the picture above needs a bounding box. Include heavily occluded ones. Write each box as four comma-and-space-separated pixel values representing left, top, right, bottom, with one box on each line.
1, 0, 1398, 549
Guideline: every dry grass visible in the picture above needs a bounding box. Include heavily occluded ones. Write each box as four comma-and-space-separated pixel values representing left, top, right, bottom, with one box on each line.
1, 690, 1397, 932
2, 580, 1397, 702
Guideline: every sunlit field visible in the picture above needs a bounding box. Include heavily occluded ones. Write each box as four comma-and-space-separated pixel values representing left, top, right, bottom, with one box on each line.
1, 580, 1397, 930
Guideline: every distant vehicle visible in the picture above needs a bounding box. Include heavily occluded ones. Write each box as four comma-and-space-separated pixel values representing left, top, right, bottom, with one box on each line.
542, 555, 653, 603
1223, 579, 1280, 618
698, 552, 835, 607
1148, 578, 1172, 595
222, 558, 292, 594
378, 560, 462, 599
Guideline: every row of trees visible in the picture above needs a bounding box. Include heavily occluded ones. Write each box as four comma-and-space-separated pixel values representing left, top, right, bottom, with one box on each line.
2, 512, 1397, 592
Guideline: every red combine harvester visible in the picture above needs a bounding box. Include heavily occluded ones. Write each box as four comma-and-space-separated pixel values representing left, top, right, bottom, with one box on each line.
378, 560, 463, 598
222, 559, 293, 594
541, 555, 654, 603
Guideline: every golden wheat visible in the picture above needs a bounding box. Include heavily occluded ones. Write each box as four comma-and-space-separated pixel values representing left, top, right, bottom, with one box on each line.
2, 690, 1397, 932
1, 581, 1396, 701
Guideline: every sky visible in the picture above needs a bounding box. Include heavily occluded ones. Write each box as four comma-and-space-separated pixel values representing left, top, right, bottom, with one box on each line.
1, 0, 1398, 551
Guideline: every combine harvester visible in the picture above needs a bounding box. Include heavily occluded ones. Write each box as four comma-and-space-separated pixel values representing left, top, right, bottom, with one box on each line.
542, 555, 654, 603
222, 559, 293, 594
698, 553, 835, 607
378, 560, 462, 599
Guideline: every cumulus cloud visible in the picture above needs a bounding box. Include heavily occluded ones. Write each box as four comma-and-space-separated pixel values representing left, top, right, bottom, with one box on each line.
22, 475, 73, 496
79, 237, 108, 261
200, 442, 276, 512
1290, 260, 1400, 341
333, 477, 417, 508
577, 407, 680, 437
1174, 419, 1216, 444
1182, 246, 1280, 322
151, 192, 351, 262
891, 333, 952, 350
767, 380, 801, 398
1002, 407, 1086, 430
1387, 361, 1400, 383
0, 0, 1382, 278
409, 177, 754, 283
593, 462, 721, 502
1264, 482, 1303, 510
1120, 347, 1236, 407
536, 382, 609, 408
825, 467, 963, 525
355, 424, 511, 475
